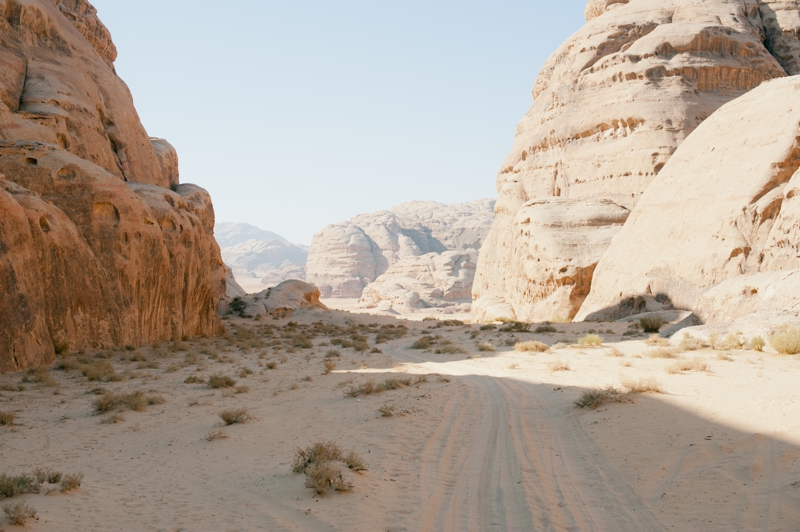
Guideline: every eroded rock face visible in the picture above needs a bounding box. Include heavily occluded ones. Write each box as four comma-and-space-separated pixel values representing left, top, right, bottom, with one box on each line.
576, 76, 800, 321
475, 199, 629, 323
242, 280, 328, 319
473, 0, 794, 322
306, 199, 494, 298
0, 1, 225, 372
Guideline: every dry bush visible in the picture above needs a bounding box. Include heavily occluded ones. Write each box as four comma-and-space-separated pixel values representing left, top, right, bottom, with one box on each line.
378, 404, 396, 417
750, 336, 766, 352
716, 352, 734, 361
515, 341, 549, 353
265, 361, 277, 370
238, 368, 253, 378
22, 366, 57, 387
477, 342, 495, 352
666, 357, 709, 374
535, 325, 557, 333
578, 334, 603, 347
33, 468, 62, 485
0, 474, 38, 498
720, 333, 744, 350
644, 334, 670, 347
219, 408, 250, 425
770, 327, 800, 354
236, 385, 250, 394
547, 360, 570, 372
411, 337, 432, 350
292, 441, 344, 472
322, 360, 337, 374
678, 335, 706, 351
709, 331, 721, 350
646, 347, 681, 359
415, 375, 428, 384
639, 316, 665, 333
607, 348, 625, 357
60, 472, 83, 493
574, 387, 630, 409
620, 375, 662, 394
551, 342, 568, 350
325, 350, 341, 358
184, 375, 203, 384
0, 412, 14, 426
3, 501, 37, 525
206, 429, 228, 441
304, 462, 352, 495
436, 345, 466, 354
208, 375, 237, 388
92, 390, 163, 414
81, 360, 123, 382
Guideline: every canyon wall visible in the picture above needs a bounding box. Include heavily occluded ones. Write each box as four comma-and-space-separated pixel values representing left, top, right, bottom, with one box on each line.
473, 0, 797, 322
0, 0, 225, 372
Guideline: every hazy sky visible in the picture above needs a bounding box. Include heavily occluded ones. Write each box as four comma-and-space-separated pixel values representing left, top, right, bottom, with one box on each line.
90, 0, 587, 244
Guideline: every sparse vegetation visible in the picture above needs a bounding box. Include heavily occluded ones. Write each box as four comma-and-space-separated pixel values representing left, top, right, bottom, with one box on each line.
750, 336, 766, 352
206, 429, 229, 441
60, 473, 83, 493
678, 335, 706, 351
304, 461, 352, 495
0, 474, 37, 498
547, 360, 570, 372
344, 377, 413, 398
666, 357, 710, 374
515, 341, 549, 353
644, 334, 670, 347
411, 337, 432, 350
645, 346, 681, 359
92, 390, 164, 414
574, 387, 630, 409
33, 468, 62, 485
607, 348, 625, 357
322, 360, 337, 374
378, 404, 396, 417
770, 327, 800, 354
3, 501, 37, 525
720, 333, 744, 350
620, 375, 662, 394
477, 342, 495, 352
0, 412, 14, 426
291, 441, 367, 495
208, 375, 237, 388
22, 366, 57, 387
219, 408, 250, 425
535, 325, 557, 333
499, 322, 531, 333
578, 334, 603, 347
640, 316, 665, 333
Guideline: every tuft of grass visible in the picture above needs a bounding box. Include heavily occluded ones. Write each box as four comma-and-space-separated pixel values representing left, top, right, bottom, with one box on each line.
515, 341, 549, 353
411, 337, 432, 350
0, 474, 38, 498
81, 360, 123, 382
3, 501, 37, 525
208, 375, 237, 388
436, 345, 466, 354
620, 375, 662, 394
292, 441, 344, 473
22, 366, 57, 387
0, 412, 15, 426
33, 467, 62, 484
92, 390, 164, 414
716, 352, 734, 361
640, 316, 665, 333
322, 360, 337, 374
770, 327, 800, 354
678, 335, 706, 351
547, 360, 570, 372
325, 349, 341, 358
750, 336, 766, 352
646, 346, 681, 359
60, 472, 83, 493
578, 334, 603, 347
666, 357, 710, 374
378, 404, 396, 417
709, 331, 721, 350
219, 408, 250, 425
477, 342, 495, 352
607, 348, 625, 357
720, 333, 744, 350
206, 429, 229, 441
235, 385, 250, 394
574, 387, 630, 409
304, 462, 352, 495
644, 334, 670, 347
535, 325, 557, 333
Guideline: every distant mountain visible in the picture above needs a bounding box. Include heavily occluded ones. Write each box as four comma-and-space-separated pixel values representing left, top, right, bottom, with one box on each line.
215, 223, 307, 294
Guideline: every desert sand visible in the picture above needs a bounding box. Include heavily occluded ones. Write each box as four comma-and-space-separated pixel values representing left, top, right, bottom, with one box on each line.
2, 310, 800, 531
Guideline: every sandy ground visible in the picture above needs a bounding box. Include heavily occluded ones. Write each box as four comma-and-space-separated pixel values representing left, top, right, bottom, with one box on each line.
2, 310, 800, 531
321, 298, 472, 323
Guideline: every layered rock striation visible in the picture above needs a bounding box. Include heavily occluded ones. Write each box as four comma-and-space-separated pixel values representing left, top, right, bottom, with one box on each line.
473, 0, 797, 322
0, 1, 225, 372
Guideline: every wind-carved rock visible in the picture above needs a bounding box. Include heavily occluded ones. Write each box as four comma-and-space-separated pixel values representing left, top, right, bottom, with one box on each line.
0, 1, 225, 372
473, 0, 795, 323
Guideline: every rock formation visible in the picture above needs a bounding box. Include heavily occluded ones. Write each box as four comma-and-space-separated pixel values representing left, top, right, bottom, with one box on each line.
576, 75, 800, 322
473, 0, 796, 322
239, 280, 328, 319
306, 199, 495, 299
215, 222, 308, 294
0, 1, 225, 372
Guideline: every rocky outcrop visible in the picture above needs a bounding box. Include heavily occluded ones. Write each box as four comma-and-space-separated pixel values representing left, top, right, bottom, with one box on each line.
474, 199, 630, 322
0, 1, 225, 372
306, 199, 494, 298
358, 250, 477, 314
215, 222, 308, 294
241, 280, 328, 319
576, 76, 800, 321
473, 0, 795, 322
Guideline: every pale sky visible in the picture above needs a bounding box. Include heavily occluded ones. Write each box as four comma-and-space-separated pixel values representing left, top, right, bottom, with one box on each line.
90, 0, 587, 244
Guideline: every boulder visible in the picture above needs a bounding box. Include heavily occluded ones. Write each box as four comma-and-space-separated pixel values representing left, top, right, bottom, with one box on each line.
473, 0, 794, 322
243, 280, 328, 319
577, 76, 800, 321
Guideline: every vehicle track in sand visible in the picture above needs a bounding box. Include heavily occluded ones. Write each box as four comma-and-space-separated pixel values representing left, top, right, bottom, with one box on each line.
385, 345, 667, 532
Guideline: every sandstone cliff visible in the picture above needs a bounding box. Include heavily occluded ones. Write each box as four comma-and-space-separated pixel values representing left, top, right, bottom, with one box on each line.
0, 0, 225, 372
576, 76, 800, 322
473, 0, 797, 322
306, 199, 495, 299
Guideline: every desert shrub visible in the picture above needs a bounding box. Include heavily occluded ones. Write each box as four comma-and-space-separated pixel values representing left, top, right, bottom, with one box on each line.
709, 331, 721, 350
304, 462, 352, 495
578, 334, 603, 347
411, 337, 432, 350
322, 360, 337, 374
644, 334, 670, 347
720, 333, 744, 350
33, 467, 62, 485
479, 325, 496, 331
620, 376, 662, 394
436, 345, 465, 354
551, 342, 568, 350
515, 341, 549, 353
325, 350, 341, 358
716, 352, 734, 361
574, 387, 628, 409
0, 412, 14, 426
378, 404, 395, 417
666, 357, 709, 374
535, 325, 557, 333
750, 336, 766, 352
770, 327, 800, 354
292, 441, 344, 473
499, 322, 531, 333
208, 375, 237, 388
22, 366, 57, 387
92, 390, 163, 414
3, 501, 37, 525
206, 429, 228, 441
640, 316, 665, 333
229, 297, 246, 316
344, 450, 367, 471
477, 342, 495, 352
352, 341, 369, 352
645, 347, 681, 359
184, 375, 203, 384
219, 408, 250, 425
607, 348, 625, 357
547, 360, 570, 372
81, 360, 123, 382
678, 335, 706, 351
60, 472, 83, 493
0, 474, 38, 498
